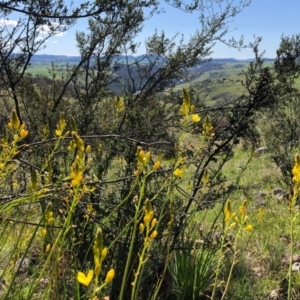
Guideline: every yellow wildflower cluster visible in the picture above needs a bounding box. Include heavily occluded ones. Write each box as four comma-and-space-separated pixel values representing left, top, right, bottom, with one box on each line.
5, 110, 29, 143
69, 132, 90, 187
291, 153, 300, 208
179, 88, 201, 124
292, 153, 300, 184
224, 199, 253, 232
55, 116, 68, 137
45, 210, 54, 225
179, 88, 192, 116
40, 207, 55, 254
131, 199, 158, 290
77, 228, 115, 288
173, 156, 186, 178
137, 146, 151, 171
139, 199, 158, 241
135, 146, 161, 175
202, 115, 214, 138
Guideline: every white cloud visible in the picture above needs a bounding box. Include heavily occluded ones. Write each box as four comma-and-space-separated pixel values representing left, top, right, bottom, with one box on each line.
54, 32, 65, 37
0, 19, 18, 27
37, 23, 66, 37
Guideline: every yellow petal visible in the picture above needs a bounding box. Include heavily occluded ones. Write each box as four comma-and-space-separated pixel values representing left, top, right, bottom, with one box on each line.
173, 168, 183, 178
20, 129, 29, 138
77, 270, 94, 287
192, 114, 201, 123
245, 224, 253, 232
55, 129, 62, 137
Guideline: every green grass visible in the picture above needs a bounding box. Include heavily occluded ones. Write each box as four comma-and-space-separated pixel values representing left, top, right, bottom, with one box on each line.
27, 64, 52, 77
3, 62, 300, 299
189, 144, 300, 299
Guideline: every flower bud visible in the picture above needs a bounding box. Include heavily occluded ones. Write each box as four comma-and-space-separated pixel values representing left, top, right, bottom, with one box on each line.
12, 110, 20, 129
105, 269, 115, 284
151, 218, 157, 228
149, 230, 158, 239
45, 244, 51, 253
153, 161, 161, 171
101, 247, 108, 260
95, 263, 101, 276
139, 223, 145, 234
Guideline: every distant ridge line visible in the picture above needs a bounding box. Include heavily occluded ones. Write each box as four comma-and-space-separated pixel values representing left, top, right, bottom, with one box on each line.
29, 54, 275, 64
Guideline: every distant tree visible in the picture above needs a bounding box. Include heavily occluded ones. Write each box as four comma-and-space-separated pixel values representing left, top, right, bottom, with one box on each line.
258, 34, 300, 186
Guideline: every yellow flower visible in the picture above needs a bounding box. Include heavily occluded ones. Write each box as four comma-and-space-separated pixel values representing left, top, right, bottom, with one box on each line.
77, 270, 94, 287
137, 147, 151, 169
41, 229, 47, 237
105, 269, 115, 284
245, 224, 253, 232
20, 129, 29, 138
192, 114, 201, 123
173, 168, 184, 178
71, 171, 83, 187
292, 154, 300, 183
144, 211, 154, 226
55, 129, 62, 137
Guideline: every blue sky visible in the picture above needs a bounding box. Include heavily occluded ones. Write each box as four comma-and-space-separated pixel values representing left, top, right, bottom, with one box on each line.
4, 0, 300, 59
